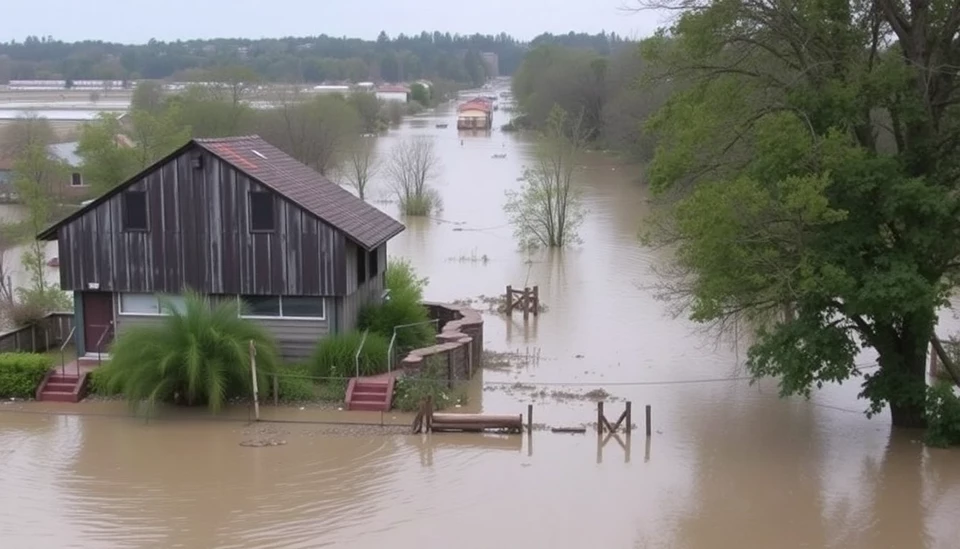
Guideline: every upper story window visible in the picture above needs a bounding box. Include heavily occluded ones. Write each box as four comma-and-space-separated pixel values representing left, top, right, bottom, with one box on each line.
250, 191, 275, 232
70, 172, 85, 187
123, 190, 147, 231
356, 248, 367, 285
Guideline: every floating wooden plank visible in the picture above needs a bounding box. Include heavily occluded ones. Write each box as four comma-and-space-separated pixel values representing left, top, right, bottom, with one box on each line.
551, 427, 587, 434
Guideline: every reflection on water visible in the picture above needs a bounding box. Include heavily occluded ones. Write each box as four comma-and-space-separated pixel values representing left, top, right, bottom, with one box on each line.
1, 97, 960, 548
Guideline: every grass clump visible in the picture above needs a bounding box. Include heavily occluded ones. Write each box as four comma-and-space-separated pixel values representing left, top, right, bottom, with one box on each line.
359, 258, 436, 353
0, 352, 51, 398
309, 331, 390, 378
97, 291, 280, 413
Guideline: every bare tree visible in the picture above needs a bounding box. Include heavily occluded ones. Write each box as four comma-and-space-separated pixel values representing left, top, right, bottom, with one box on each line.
504, 105, 586, 249
257, 89, 360, 175
339, 136, 379, 200
386, 137, 440, 216
0, 115, 55, 160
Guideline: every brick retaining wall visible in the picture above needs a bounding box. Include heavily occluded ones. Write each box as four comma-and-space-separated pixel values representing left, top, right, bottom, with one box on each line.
398, 302, 483, 384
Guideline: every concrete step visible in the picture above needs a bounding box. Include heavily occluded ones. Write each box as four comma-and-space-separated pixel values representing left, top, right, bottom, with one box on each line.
354, 384, 388, 394
47, 376, 79, 384
44, 382, 77, 392
40, 391, 77, 403
348, 400, 390, 412
352, 391, 389, 403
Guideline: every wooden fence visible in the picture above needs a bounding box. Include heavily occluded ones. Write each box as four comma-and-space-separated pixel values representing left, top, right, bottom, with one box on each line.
0, 312, 75, 353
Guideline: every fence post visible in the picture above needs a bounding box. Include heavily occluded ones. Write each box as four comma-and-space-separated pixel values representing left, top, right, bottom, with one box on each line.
506, 285, 513, 314
249, 340, 260, 421
527, 403, 533, 433
523, 287, 531, 319
625, 401, 632, 434
645, 405, 652, 437
597, 401, 604, 435
533, 286, 540, 316
273, 374, 279, 407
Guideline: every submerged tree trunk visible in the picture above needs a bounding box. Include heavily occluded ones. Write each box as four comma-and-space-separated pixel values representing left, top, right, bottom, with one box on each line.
877, 321, 930, 429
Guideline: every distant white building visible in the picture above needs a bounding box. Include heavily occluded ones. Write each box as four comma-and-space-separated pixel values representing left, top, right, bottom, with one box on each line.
312, 84, 352, 95
375, 85, 410, 103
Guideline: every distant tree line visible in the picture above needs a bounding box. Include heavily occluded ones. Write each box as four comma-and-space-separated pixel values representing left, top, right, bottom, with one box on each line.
0, 31, 629, 86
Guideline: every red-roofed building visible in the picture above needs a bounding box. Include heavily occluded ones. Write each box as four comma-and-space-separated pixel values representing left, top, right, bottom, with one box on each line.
457, 98, 494, 130
375, 85, 411, 103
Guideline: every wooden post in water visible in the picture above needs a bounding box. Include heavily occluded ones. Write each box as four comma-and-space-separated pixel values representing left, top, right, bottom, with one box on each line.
533, 286, 540, 316
249, 340, 260, 421
645, 405, 651, 437
505, 285, 513, 314
527, 404, 533, 433
625, 401, 632, 434
523, 287, 531, 319
597, 401, 605, 434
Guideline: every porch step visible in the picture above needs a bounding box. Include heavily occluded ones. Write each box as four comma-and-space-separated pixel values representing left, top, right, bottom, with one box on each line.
36, 370, 88, 403
345, 377, 395, 412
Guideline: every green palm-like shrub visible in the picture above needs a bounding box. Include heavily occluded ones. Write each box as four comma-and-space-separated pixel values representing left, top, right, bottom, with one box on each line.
100, 291, 280, 413
309, 331, 390, 378
359, 258, 435, 351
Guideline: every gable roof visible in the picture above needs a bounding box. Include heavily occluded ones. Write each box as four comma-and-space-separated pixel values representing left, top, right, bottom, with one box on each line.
38, 135, 405, 250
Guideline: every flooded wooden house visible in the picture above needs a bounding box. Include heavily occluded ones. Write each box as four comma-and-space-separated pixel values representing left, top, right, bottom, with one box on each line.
38, 135, 405, 361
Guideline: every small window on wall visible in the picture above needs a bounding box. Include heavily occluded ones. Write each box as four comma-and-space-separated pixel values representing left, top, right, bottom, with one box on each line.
356, 248, 367, 285
250, 191, 275, 232
120, 293, 160, 314
282, 297, 325, 318
368, 249, 378, 277
123, 190, 147, 231
70, 172, 85, 187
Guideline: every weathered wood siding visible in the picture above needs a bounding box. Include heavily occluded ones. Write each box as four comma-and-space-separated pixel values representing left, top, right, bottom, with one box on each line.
56, 148, 347, 296
338, 241, 387, 332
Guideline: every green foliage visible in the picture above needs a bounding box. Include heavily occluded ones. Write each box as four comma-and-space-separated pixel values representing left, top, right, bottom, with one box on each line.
0, 352, 51, 398
308, 331, 391, 378
505, 106, 585, 249
257, 93, 360, 175
925, 383, 960, 448
128, 106, 191, 168
359, 259, 435, 351
392, 356, 463, 412
77, 113, 139, 192
641, 1, 960, 426
410, 83, 430, 106
98, 291, 280, 413
275, 366, 316, 402
87, 363, 120, 396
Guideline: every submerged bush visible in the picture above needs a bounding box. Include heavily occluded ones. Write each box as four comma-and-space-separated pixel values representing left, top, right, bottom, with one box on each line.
87, 363, 120, 396
0, 352, 51, 398
309, 331, 391, 378
359, 258, 435, 352
926, 382, 960, 448
392, 356, 464, 412
99, 291, 280, 413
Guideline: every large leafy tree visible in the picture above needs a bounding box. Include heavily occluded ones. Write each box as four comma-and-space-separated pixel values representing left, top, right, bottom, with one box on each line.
642, 0, 960, 427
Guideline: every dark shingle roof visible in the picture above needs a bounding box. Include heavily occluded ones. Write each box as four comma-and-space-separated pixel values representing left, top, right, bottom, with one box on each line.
196, 135, 403, 249
38, 135, 404, 249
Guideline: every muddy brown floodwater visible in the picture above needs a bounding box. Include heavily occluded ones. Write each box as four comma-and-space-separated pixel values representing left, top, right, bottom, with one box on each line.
3, 90, 960, 548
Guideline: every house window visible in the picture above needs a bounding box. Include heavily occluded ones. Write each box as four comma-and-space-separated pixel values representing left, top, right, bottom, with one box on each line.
70, 172, 85, 187
239, 295, 325, 319
368, 249, 378, 277
119, 293, 186, 315
123, 191, 147, 231
356, 249, 367, 285
281, 297, 325, 318
241, 295, 281, 317
250, 191, 274, 232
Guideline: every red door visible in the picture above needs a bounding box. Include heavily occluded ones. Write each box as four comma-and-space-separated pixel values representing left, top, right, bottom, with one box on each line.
83, 292, 114, 353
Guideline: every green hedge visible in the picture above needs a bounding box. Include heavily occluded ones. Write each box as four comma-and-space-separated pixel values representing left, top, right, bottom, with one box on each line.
0, 353, 52, 399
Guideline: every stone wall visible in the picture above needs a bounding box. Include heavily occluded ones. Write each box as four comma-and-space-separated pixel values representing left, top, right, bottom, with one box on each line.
398, 302, 483, 384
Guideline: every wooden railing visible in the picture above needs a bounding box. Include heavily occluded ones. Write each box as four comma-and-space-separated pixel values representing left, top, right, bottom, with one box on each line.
0, 312, 75, 354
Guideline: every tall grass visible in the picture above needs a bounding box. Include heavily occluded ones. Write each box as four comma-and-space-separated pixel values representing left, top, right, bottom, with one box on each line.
100, 291, 280, 413
308, 330, 391, 378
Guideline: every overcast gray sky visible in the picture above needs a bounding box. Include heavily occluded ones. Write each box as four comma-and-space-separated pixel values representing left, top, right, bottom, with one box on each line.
3, 0, 665, 43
